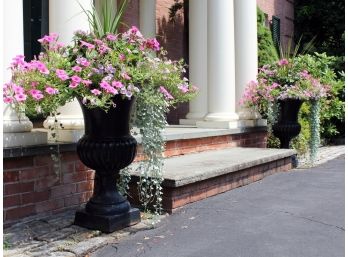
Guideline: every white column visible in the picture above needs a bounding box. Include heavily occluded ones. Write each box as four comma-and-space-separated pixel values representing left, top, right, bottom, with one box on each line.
234, 0, 261, 121
139, 0, 156, 38
2, 0, 47, 147
44, 0, 93, 142
197, 0, 238, 128
180, 0, 208, 126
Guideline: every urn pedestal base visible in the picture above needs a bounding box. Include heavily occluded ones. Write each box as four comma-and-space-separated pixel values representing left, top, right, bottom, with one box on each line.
74, 208, 141, 233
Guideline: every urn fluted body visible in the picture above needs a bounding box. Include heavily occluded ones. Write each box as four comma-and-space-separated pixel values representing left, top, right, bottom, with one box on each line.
74, 95, 140, 233
272, 99, 303, 149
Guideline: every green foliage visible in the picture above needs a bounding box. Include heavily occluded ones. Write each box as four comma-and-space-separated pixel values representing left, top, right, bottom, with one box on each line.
79, 0, 129, 37
294, 53, 345, 140
294, 0, 344, 58
257, 7, 279, 67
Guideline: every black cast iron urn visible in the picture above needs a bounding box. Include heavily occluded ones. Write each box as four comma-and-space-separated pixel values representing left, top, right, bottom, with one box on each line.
74, 95, 140, 233
272, 99, 303, 149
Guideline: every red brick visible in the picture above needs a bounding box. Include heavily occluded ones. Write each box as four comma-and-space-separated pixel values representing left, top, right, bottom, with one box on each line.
35, 176, 60, 191
19, 167, 51, 181
76, 181, 94, 193
5, 205, 35, 221
21, 191, 50, 205
64, 193, 85, 207
75, 161, 88, 171
4, 182, 34, 195
33, 155, 54, 166
4, 195, 21, 208
4, 157, 34, 170
51, 184, 76, 198
3, 171, 20, 183
60, 152, 79, 162
60, 162, 75, 174
62, 172, 86, 184
36, 199, 64, 213
86, 170, 95, 180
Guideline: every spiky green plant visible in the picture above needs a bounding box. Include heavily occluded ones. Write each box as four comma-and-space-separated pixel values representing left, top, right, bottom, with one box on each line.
79, 0, 129, 37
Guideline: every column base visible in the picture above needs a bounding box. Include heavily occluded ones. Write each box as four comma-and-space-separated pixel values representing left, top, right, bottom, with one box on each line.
179, 119, 200, 126
196, 120, 238, 129
196, 119, 267, 129
3, 131, 48, 148
74, 207, 141, 233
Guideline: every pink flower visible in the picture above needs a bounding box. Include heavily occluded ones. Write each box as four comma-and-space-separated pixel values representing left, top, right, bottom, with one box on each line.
121, 72, 131, 80
32, 61, 49, 74
38, 33, 58, 44
12, 84, 24, 94
71, 75, 82, 84
178, 84, 189, 93
119, 54, 126, 62
80, 40, 95, 49
144, 38, 160, 51
72, 66, 82, 72
82, 80, 92, 86
11, 55, 26, 68
91, 89, 102, 95
3, 96, 13, 103
100, 81, 111, 90
76, 57, 90, 67
69, 83, 79, 88
278, 59, 289, 66
14, 94, 27, 102
112, 81, 123, 89
106, 33, 117, 41
45, 87, 59, 95
159, 86, 174, 100
56, 69, 69, 81
29, 89, 44, 100
93, 39, 104, 45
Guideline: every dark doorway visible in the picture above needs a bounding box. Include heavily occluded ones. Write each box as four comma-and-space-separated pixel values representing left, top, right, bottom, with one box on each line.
23, 0, 49, 61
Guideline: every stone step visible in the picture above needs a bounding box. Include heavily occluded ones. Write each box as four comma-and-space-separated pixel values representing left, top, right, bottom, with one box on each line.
128, 147, 296, 212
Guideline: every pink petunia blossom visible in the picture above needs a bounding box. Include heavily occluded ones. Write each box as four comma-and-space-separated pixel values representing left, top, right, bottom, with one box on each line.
80, 40, 95, 49
91, 89, 102, 95
45, 87, 59, 95
144, 38, 160, 51
278, 59, 289, 66
112, 81, 123, 89
71, 75, 82, 84
3, 96, 13, 103
159, 86, 174, 100
76, 57, 90, 67
12, 84, 24, 94
82, 80, 93, 86
121, 72, 131, 80
72, 66, 82, 72
29, 89, 44, 100
106, 34, 117, 41
119, 54, 126, 62
14, 94, 27, 102
178, 84, 189, 93
56, 69, 69, 81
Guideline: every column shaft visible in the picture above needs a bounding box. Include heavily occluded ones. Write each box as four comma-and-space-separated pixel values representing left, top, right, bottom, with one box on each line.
45, 0, 94, 141
139, 0, 156, 38
234, 0, 260, 120
181, 0, 208, 124
204, 0, 238, 122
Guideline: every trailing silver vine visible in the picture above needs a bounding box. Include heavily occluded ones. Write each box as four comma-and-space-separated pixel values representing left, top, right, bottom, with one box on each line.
134, 91, 168, 215
309, 99, 321, 165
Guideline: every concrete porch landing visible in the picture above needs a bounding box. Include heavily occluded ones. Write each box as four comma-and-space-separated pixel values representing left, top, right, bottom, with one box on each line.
129, 147, 296, 212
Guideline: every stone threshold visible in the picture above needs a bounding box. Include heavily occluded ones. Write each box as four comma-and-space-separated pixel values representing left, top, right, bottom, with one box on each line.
128, 147, 296, 212
3, 126, 267, 159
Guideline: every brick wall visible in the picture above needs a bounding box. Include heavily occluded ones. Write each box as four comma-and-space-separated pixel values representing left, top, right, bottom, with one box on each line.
257, 0, 294, 46
3, 129, 267, 226
3, 152, 94, 227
